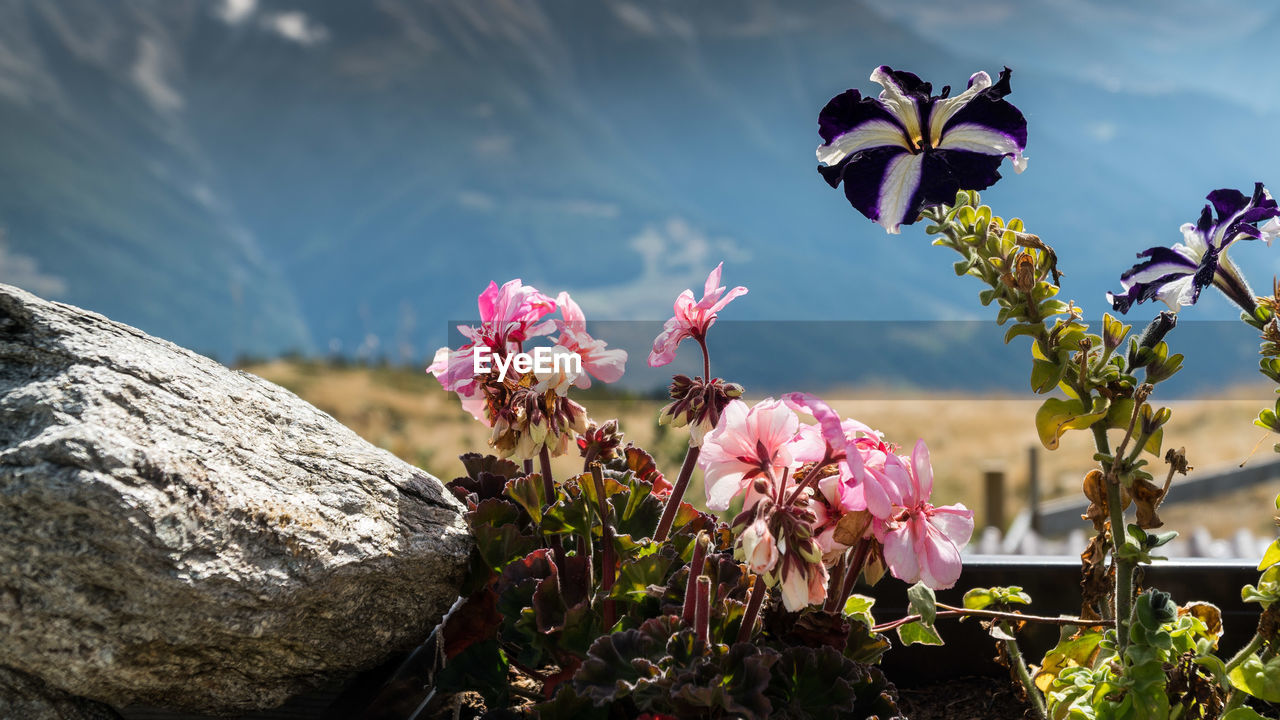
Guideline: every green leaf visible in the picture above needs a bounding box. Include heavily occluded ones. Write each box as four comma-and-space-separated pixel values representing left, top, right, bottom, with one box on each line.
1030, 358, 1066, 394
1005, 323, 1041, 345
504, 473, 547, 523
610, 550, 679, 602
1035, 397, 1109, 450
766, 645, 898, 720
842, 594, 876, 627
907, 581, 937, 626
1039, 299, 1072, 317
1221, 709, 1271, 720
896, 620, 944, 646
1229, 653, 1280, 702
963, 586, 1031, 610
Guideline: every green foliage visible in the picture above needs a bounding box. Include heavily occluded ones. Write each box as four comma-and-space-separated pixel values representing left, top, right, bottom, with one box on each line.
897, 582, 944, 647
1041, 591, 1227, 720
962, 586, 1032, 611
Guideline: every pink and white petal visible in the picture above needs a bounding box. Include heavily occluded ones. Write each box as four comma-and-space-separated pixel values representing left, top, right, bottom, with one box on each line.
477, 281, 501, 321
703, 469, 749, 512
458, 387, 489, 425
882, 525, 921, 584
862, 471, 896, 520
556, 291, 586, 332
930, 505, 975, 548
876, 456, 911, 506
705, 285, 748, 316
703, 262, 725, 299
583, 346, 627, 384
920, 522, 964, 589
911, 439, 934, 500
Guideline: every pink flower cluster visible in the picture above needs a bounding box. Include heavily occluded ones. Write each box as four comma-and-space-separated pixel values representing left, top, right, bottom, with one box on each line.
699, 393, 973, 611
427, 279, 626, 457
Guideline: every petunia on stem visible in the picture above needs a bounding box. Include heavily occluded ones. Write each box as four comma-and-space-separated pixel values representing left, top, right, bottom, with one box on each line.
1108, 184, 1280, 315
653, 445, 701, 542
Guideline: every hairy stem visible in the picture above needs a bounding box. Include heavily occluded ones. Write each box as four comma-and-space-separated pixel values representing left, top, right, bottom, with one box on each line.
874, 605, 1114, 633
682, 533, 708, 624
654, 445, 701, 542
694, 576, 711, 648
542, 446, 567, 573
697, 334, 711, 381
837, 538, 873, 610
1094, 416, 1134, 654
823, 551, 850, 613
590, 463, 617, 629
738, 575, 767, 643
1001, 622, 1048, 720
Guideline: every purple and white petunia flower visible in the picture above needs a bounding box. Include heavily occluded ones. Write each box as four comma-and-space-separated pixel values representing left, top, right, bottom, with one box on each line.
816, 66, 1028, 234
1108, 183, 1280, 315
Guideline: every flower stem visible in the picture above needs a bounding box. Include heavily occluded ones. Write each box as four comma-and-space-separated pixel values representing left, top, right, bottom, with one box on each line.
738, 574, 767, 643
823, 551, 849, 613
1000, 621, 1048, 720
694, 576, 711, 649
1225, 633, 1264, 674
590, 462, 617, 630
682, 533, 708, 624
837, 538, 873, 610
874, 606, 1113, 633
539, 446, 555, 508
783, 457, 834, 507
581, 443, 599, 473
654, 445, 701, 542
542, 445, 567, 573
697, 335, 711, 380
1092, 412, 1135, 655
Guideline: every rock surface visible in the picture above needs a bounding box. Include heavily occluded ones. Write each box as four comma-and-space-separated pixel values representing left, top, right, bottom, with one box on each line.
0, 667, 122, 720
0, 284, 471, 714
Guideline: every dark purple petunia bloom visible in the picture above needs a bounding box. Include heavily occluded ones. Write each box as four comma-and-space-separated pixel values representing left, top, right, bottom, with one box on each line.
816, 66, 1028, 234
1108, 183, 1280, 315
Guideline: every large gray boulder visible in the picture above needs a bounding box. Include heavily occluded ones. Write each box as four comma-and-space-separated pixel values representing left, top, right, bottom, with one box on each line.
0, 283, 471, 714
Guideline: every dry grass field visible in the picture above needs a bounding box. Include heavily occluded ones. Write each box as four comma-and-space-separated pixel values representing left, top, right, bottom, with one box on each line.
243, 360, 1280, 542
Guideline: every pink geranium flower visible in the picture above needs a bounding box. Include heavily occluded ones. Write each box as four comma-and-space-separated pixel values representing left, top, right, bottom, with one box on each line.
648, 263, 747, 368
699, 398, 799, 511
783, 392, 907, 520
877, 440, 974, 590
553, 292, 627, 388
475, 279, 558, 350
428, 279, 557, 422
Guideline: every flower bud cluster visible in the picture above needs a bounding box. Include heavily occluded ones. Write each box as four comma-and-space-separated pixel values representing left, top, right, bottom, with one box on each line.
658, 375, 744, 447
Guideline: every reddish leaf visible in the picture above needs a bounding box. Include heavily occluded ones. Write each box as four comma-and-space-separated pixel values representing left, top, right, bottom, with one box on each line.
442, 589, 502, 659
